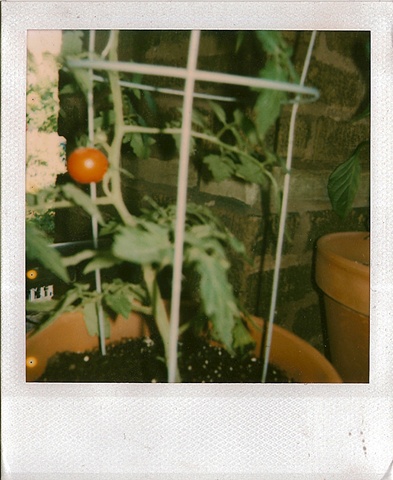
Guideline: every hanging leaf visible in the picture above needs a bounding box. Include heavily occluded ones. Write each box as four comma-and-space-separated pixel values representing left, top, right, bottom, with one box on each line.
203, 154, 235, 182
191, 109, 208, 129
83, 252, 123, 274
130, 133, 155, 159
254, 88, 284, 141
83, 301, 99, 336
61, 31, 84, 58
61, 184, 105, 225
235, 157, 267, 186
26, 222, 70, 283
327, 143, 367, 217
63, 249, 96, 268
195, 253, 238, 354
208, 101, 227, 125
233, 109, 258, 147
104, 289, 132, 319
232, 318, 254, 351
256, 30, 284, 55
130, 133, 146, 158
113, 224, 172, 266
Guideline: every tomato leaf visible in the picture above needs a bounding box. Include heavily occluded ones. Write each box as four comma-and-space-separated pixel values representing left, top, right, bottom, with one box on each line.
191, 109, 207, 129
235, 157, 267, 186
203, 154, 235, 182
256, 30, 285, 55
208, 101, 227, 125
195, 253, 238, 353
254, 88, 284, 140
104, 289, 132, 319
83, 252, 123, 274
63, 249, 96, 268
61, 31, 84, 57
26, 222, 70, 283
83, 301, 111, 338
328, 144, 364, 217
61, 183, 105, 225
83, 301, 99, 336
113, 223, 172, 266
232, 318, 255, 351
130, 133, 154, 159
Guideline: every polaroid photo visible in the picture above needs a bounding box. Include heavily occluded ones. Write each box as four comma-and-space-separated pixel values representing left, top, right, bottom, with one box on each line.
1, 2, 393, 479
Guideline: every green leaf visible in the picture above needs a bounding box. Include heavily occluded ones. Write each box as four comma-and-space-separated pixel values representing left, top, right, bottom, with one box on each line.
254, 88, 284, 140
71, 68, 91, 97
63, 249, 96, 268
203, 154, 235, 182
233, 109, 258, 147
208, 101, 227, 125
256, 30, 284, 55
26, 222, 70, 283
61, 184, 105, 225
26, 299, 59, 312
130, 133, 145, 158
328, 144, 364, 217
232, 318, 254, 351
191, 109, 207, 129
61, 31, 84, 57
130, 133, 154, 159
113, 224, 172, 266
83, 301, 99, 336
196, 253, 238, 353
104, 289, 132, 319
83, 252, 123, 274
235, 158, 267, 186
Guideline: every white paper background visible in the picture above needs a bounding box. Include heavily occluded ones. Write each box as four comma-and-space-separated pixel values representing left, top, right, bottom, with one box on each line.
1, 2, 393, 479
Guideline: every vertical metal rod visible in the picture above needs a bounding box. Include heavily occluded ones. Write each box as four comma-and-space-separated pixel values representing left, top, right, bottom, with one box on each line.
261, 31, 317, 382
167, 30, 201, 383
87, 30, 106, 356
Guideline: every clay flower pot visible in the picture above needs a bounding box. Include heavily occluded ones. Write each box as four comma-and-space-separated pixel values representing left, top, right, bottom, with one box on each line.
315, 231, 370, 383
26, 311, 341, 383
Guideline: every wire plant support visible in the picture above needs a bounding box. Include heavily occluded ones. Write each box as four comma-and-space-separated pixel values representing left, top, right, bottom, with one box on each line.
79, 29, 319, 383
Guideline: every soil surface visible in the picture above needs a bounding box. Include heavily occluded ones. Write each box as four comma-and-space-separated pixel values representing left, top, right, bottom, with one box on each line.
37, 334, 296, 383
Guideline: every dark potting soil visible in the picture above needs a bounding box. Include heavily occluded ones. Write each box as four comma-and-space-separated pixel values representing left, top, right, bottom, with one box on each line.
37, 334, 295, 383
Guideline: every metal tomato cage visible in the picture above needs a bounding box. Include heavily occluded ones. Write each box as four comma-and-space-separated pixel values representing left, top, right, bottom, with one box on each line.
67, 30, 319, 383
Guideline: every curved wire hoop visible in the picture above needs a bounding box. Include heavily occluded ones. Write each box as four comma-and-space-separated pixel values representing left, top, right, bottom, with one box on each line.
68, 57, 320, 103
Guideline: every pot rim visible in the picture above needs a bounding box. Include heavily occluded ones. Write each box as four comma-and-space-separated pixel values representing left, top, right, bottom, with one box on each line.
316, 232, 370, 276
26, 311, 342, 383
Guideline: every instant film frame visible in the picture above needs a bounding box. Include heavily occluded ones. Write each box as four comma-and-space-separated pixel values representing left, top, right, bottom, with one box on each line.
2, 2, 393, 478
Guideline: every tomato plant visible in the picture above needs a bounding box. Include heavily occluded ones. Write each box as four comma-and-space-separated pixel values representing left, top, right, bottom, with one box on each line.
67, 147, 108, 184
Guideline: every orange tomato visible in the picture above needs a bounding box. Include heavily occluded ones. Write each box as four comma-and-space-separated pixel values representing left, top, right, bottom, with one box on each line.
67, 147, 108, 184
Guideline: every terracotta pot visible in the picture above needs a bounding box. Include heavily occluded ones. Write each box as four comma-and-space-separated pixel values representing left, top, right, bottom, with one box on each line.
26, 310, 341, 383
315, 232, 370, 383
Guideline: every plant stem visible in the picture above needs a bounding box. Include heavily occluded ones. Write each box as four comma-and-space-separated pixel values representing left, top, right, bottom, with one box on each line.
107, 31, 180, 381
106, 31, 136, 228
122, 124, 269, 177
143, 265, 181, 382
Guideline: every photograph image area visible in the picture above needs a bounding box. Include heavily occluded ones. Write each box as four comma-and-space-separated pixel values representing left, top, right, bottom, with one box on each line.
26, 30, 370, 384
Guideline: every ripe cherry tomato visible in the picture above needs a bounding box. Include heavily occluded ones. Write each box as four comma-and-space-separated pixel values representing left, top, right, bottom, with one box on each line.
67, 147, 108, 184
26, 269, 38, 280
